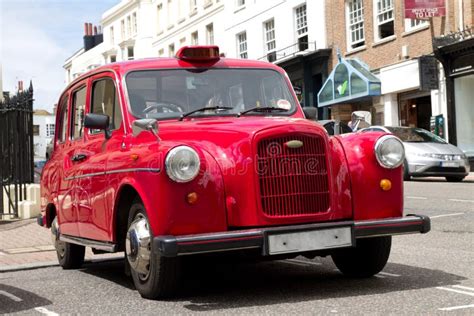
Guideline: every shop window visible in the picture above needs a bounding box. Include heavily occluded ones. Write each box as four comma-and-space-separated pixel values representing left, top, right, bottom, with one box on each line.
455, 75, 474, 158
319, 79, 333, 104
350, 73, 366, 95
374, 0, 394, 41
346, 0, 365, 50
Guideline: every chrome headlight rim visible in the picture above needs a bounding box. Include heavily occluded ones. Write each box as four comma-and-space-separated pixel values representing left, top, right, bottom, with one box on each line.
374, 135, 405, 169
165, 145, 201, 183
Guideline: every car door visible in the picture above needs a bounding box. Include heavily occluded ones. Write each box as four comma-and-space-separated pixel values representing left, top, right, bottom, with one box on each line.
54, 92, 79, 237
77, 73, 123, 241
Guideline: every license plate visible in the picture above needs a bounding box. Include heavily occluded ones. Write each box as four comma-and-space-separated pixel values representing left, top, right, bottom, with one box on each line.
441, 161, 459, 167
267, 227, 353, 255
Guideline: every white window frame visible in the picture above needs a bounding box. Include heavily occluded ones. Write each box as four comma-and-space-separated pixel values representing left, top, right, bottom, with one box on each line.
169, 43, 175, 57
121, 19, 125, 40
237, 32, 248, 59
157, 4, 164, 34
109, 26, 114, 45
191, 31, 198, 45
190, 0, 197, 15
206, 23, 214, 45
46, 124, 55, 137
345, 0, 365, 50
167, 0, 174, 29
264, 19, 276, 53
179, 37, 186, 47
126, 15, 131, 38
132, 12, 137, 35
373, 0, 394, 41
295, 4, 307, 37
404, 18, 428, 32
236, 0, 245, 8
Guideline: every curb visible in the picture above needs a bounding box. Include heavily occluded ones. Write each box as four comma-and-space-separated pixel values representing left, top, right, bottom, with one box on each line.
0, 257, 123, 273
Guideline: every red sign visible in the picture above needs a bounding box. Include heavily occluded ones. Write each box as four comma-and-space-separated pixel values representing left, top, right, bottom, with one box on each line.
404, 0, 446, 19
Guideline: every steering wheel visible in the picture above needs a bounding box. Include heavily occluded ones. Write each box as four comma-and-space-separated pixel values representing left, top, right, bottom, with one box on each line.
143, 102, 183, 114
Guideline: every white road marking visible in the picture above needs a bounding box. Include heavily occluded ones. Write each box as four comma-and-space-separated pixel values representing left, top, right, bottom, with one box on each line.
374, 275, 386, 279
452, 285, 474, 292
406, 196, 427, 200
0, 290, 22, 302
431, 213, 465, 219
34, 307, 59, 316
437, 287, 474, 297
448, 199, 474, 203
283, 260, 308, 267
439, 304, 474, 311
378, 272, 401, 277
288, 259, 322, 266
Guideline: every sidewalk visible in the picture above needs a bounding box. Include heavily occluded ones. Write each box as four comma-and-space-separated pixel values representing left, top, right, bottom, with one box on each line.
0, 219, 121, 272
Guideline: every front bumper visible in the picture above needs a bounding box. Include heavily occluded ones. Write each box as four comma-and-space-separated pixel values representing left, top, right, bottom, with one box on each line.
154, 214, 430, 257
407, 158, 470, 177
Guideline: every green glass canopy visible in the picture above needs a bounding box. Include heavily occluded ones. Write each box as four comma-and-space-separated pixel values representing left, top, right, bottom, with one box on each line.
317, 56, 381, 107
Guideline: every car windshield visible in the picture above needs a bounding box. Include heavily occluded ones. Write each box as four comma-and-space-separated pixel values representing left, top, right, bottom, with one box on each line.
125, 68, 296, 120
386, 127, 447, 144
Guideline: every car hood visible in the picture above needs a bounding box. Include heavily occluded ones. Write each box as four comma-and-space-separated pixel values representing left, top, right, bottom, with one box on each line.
403, 142, 464, 155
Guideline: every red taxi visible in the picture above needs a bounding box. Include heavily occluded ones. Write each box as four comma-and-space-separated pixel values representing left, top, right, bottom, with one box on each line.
39, 46, 430, 299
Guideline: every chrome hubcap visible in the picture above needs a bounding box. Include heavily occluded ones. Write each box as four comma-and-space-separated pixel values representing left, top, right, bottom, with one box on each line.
51, 218, 66, 258
125, 214, 151, 280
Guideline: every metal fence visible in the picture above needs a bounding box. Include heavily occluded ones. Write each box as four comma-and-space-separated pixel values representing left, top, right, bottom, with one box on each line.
0, 82, 34, 218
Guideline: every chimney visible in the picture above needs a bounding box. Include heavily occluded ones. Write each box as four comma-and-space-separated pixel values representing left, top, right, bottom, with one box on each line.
83, 22, 104, 52
94, 25, 97, 35
84, 23, 88, 36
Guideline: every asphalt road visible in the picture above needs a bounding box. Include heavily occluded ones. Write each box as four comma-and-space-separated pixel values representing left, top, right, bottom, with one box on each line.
1, 178, 473, 315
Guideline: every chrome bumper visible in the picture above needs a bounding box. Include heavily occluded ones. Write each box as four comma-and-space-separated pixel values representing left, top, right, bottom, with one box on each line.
154, 214, 431, 257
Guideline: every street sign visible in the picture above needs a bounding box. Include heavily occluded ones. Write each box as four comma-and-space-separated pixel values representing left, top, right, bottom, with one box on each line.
419, 56, 439, 91
404, 0, 446, 19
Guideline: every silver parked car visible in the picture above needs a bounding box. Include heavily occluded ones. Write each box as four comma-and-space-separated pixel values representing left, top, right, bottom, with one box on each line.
359, 126, 470, 182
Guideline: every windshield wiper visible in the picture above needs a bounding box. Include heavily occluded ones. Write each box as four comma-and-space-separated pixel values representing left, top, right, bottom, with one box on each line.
237, 106, 288, 117
179, 106, 233, 121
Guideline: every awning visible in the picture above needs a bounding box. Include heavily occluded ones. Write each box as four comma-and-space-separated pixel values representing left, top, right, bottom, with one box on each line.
317, 55, 381, 107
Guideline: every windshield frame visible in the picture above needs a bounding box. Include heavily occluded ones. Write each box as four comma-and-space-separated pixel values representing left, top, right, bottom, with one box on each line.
123, 67, 299, 121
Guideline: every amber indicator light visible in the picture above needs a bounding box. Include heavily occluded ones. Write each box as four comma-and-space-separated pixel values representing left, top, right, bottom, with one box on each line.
186, 192, 199, 204
130, 154, 139, 161
380, 179, 392, 191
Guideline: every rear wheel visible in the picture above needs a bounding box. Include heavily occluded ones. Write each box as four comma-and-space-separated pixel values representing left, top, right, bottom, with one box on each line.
126, 200, 180, 299
51, 218, 85, 269
445, 176, 465, 182
332, 236, 391, 278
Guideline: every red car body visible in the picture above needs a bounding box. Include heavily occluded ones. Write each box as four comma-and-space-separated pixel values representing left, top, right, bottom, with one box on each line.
39, 46, 429, 299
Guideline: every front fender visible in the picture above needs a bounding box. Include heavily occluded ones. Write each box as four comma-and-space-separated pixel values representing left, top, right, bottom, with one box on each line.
335, 132, 403, 220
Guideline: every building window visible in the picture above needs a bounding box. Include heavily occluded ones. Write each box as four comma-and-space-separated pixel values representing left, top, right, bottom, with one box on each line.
169, 43, 175, 57
191, 31, 198, 45
206, 23, 214, 45
264, 19, 276, 53
157, 4, 164, 34
121, 19, 125, 40
204, 0, 212, 8
346, 0, 365, 49
374, 0, 394, 40
158, 48, 164, 56
236, 0, 245, 8
190, 0, 197, 14
109, 26, 114, 45
167, 0, 174, 28
180, 37, 186, 47
132, 12, 137, 35
295, 4, 307, 36
110, 55, 116, 63
127, 46, 134, 60
127, 15, 131, 37
404, 18, 428, 32
237, 32, 247, 59
33, 125, 40, 136
46, 124, 55, 137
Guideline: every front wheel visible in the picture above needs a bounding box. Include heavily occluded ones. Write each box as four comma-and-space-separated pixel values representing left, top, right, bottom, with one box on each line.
51, 218, 85, 269
126, 200, 180, 299
332, 236, 391, 278
446, 176, 465, 182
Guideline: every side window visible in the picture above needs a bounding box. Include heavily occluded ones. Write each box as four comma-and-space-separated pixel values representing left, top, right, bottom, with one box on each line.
72, 86, 87, 140
58, 95, 69, 143
91, 78, 123, 132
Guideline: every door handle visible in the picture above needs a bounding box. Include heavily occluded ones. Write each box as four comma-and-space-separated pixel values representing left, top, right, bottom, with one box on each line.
71, 153, 87, 162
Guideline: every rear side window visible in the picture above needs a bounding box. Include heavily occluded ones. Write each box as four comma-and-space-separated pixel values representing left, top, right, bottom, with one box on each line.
90, 78, 122, 132
72, 87, 87, 140
58, 95, 69, 143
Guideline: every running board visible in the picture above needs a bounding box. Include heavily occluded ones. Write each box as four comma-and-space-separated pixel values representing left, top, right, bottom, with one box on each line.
60, 234, 117, 252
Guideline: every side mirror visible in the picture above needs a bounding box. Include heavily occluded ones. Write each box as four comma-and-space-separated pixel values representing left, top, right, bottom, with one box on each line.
84, 113, 111, 139
302, 107, 317, 120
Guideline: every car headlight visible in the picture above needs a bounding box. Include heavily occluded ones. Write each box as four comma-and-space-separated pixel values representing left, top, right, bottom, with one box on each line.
374, 135, 405, 169
165, 146, 200, 183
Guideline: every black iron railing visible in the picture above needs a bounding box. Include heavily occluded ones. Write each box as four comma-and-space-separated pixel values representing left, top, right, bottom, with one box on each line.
258, 41, 317, 63
433, 25, 474, 48
0, 83, 34, 218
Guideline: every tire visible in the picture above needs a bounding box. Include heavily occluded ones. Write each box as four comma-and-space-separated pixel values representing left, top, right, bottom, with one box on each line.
332, 236, 391, 278
126, 200, 180, 299
403, 161, 411, 181
51, 218, 85, 269
445, 176, 465, 182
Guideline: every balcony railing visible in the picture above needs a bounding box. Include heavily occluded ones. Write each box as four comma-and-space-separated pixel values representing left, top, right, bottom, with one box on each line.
258, 41, 317, 63
433, 25, 473, 49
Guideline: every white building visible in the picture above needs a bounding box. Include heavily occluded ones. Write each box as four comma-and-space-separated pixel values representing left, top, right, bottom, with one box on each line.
33, 110, 55, 160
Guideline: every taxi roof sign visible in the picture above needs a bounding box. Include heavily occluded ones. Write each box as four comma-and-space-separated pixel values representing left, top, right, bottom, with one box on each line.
176, 46, 220, 62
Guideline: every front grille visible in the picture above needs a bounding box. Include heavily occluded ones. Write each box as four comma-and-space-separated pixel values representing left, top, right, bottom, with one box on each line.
257, 134, 330, 217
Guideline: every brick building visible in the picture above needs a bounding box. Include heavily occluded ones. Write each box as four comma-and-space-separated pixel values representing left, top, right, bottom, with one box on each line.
322, 0, 473, 159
